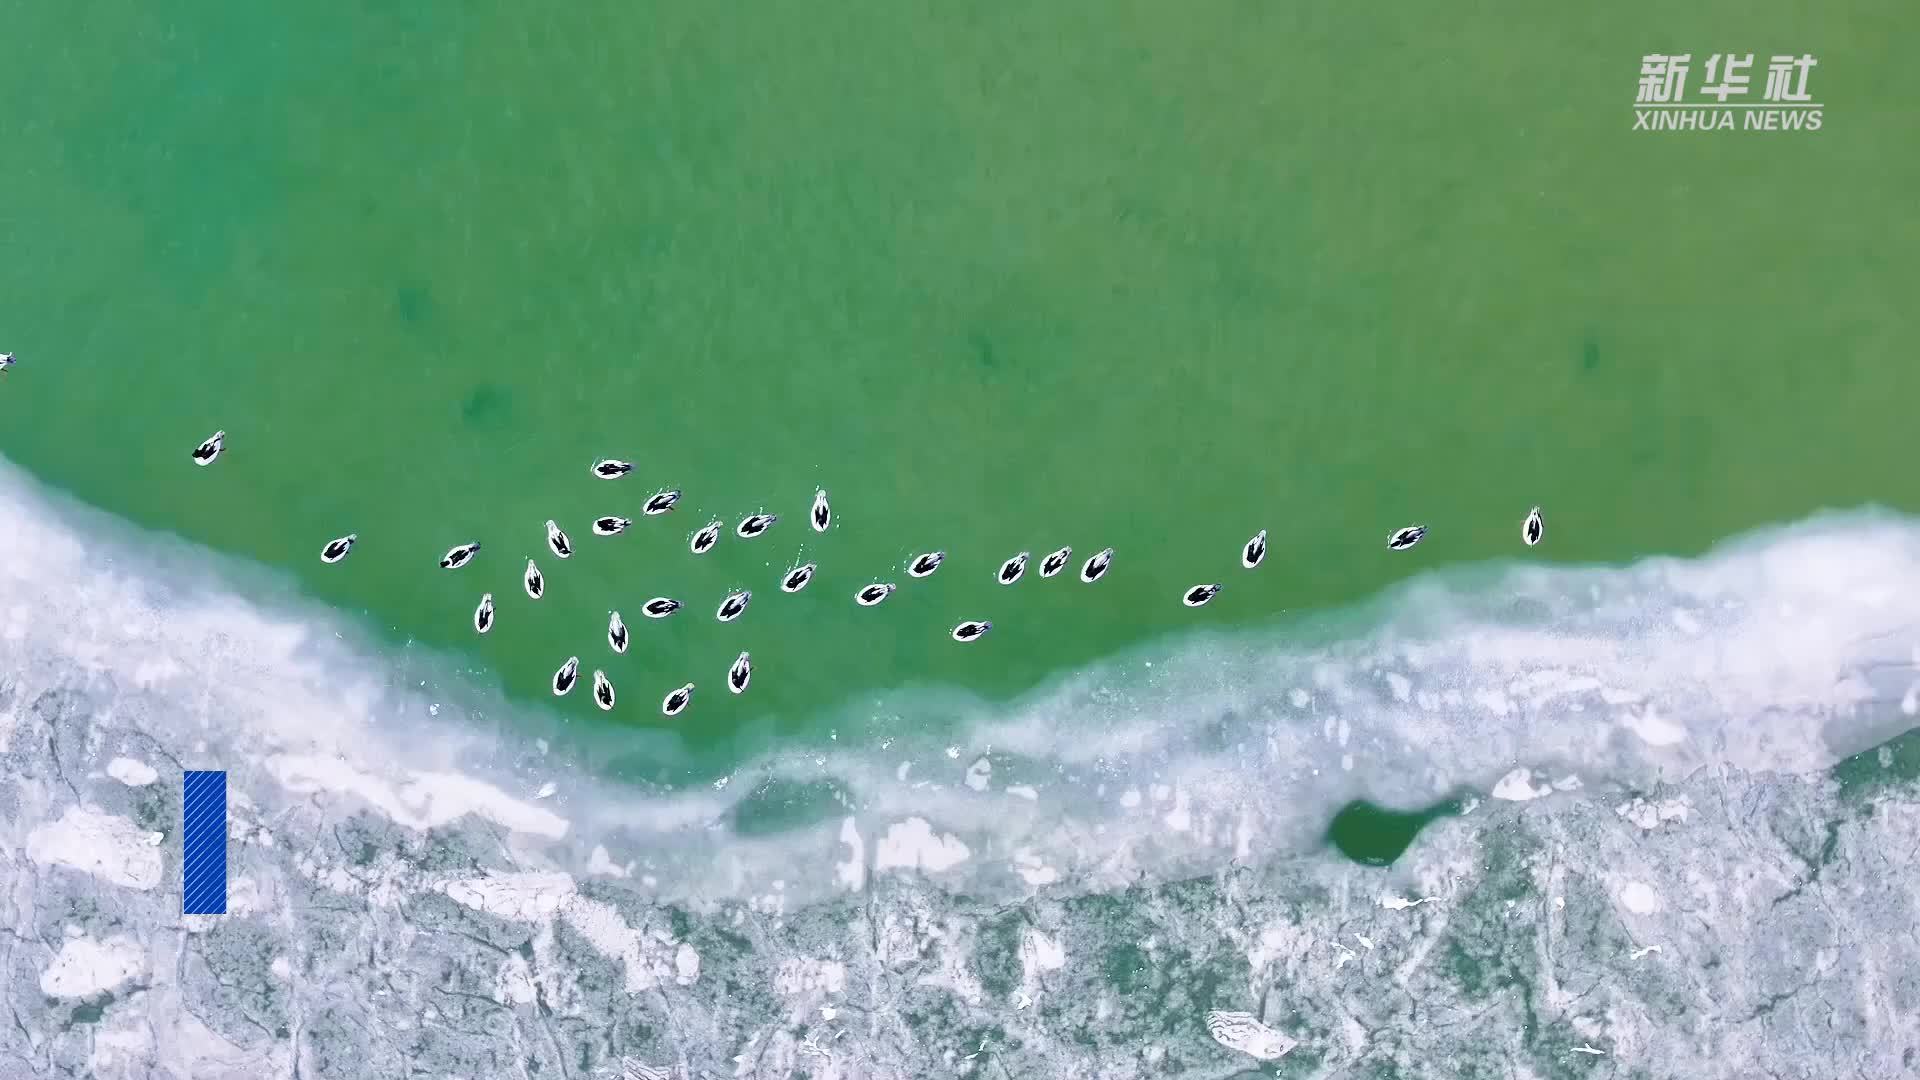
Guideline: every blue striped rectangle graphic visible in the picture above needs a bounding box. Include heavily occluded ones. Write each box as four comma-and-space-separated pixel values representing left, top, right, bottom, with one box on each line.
182, 770, 227, 915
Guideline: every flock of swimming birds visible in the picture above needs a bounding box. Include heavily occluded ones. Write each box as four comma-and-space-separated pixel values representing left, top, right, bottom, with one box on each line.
0, 372, 1549, 718
0, 348, 1555, 715
177, 427, 1549, 719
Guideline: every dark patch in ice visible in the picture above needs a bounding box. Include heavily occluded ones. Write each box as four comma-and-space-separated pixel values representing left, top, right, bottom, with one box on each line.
1324, 797, 1460, 867
64, 993, 112, 1028
1831, 724, 1920, 802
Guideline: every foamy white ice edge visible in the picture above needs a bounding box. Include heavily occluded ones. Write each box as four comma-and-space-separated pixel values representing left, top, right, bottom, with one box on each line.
3, 456, 1920, 1078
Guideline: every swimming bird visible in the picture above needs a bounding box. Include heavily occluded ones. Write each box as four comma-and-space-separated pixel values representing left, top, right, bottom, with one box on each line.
716, 589, 752, 622
591, 459, 633, 479
1523, 506, 1544, 547
552, 656, 579, 697
474, 593, 494, 634
592, 670, 615, 711
642, 597, 681, 619
439, 542, 481, 570
951, 620, 992, 642
728, 652, 751, 694
1387, 525, 1427, 551
545, 519, 573, 559
997, 552, 1030, 585
0, 353, 14, 374
907, 551, 945, 578
811, 489, 831, 532
607, 610, 628, 653
319, 534, 356, 564
1080, 547, 1114, 583
523, 558, 544, 599
1183, 583, 1222, 607
855, 583, 896, 607
191, 430, 225, 467
662, 683, 694, 717
1039, 546, 1072, 578
643, 490, 680, 516
781, 563, 816, 593
690, 521, 722, 554
1242, 530, 1267, 569
592, 516, 632, 536
736, 513, 777, 539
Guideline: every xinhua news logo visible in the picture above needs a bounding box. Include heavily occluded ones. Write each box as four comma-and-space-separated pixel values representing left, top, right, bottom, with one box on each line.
1633, 54, 1822, 132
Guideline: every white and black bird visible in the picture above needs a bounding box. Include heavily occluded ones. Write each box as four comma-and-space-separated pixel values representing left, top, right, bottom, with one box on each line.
716, 589, 752, 623
592, 516, 632, 536
474, 593, 495, 634
1387, 525, 1428, 551
1522, 506, 1544, 547
690, 521, 722, 555
643, 490, 680, 516
855, 583, 896, 607
439, 542, 481, 570
728, 652, 752, 694
607, 610, 628, 654
951, 620, 992, 643
736, 513, 777, 539
1242, 530, 1267, 569
1080, 547, 1114, 583
552, 656, 580, 697
780, 563, 816, 593
592, 670, 615, 711
907, 551, 945, 578
811, 489, 831, 532
591, 459, 633, 480
662, 683, 695, 717
0, 352, 14, 374
523, 558, 544, 599
191, 430, 225, 466
996, 552, 1030, 585
320, 534, 356, 564
642, 597, 681, 619
545, 519, 573, 559
1039, 546, 1072, 578
1182, 583, 1222, 607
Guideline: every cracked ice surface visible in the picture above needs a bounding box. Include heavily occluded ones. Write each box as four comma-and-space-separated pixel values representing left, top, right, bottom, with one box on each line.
10, 695, 1920, 1079
4, 459, 1920, 1077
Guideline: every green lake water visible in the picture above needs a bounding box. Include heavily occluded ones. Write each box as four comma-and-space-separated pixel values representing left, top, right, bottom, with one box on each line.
2, 0, 1915, 766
